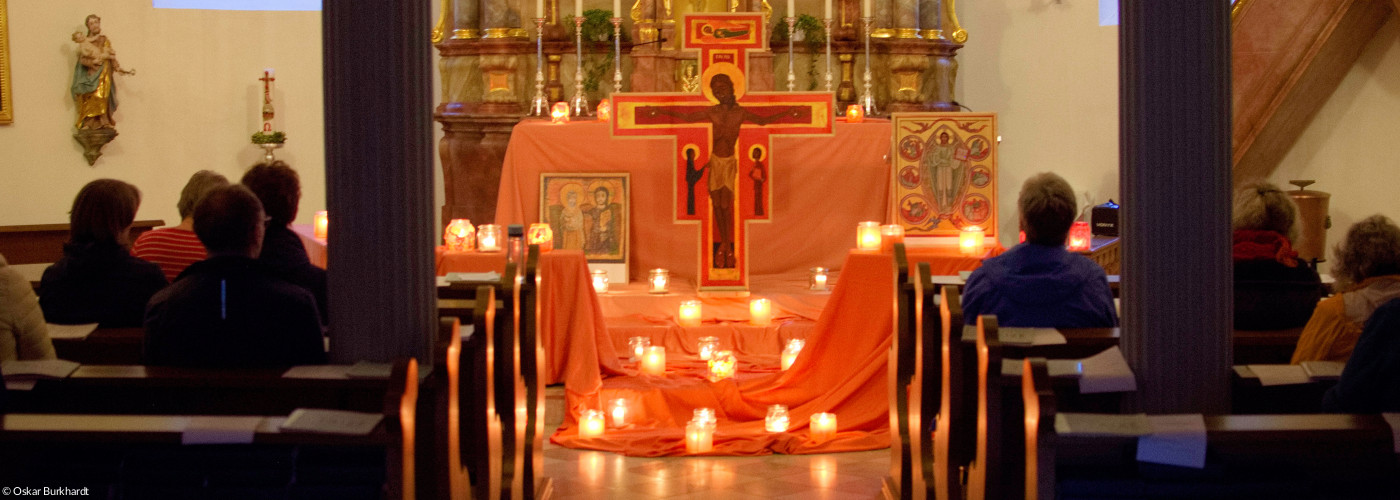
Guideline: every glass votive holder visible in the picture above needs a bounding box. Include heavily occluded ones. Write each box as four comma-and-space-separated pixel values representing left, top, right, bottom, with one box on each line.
579, 409, 605, 437
707, 350, 737, 382
810, 412, 837, 443
692, 407, 716, 426
781, 338, 805, 371
765, 404, 790, 432
527, 223, 554, 252
678, 300, 702, 327
809, 267, 829, 291
749, 298, 773, 326
477, 224, 503, 252
313, 210, 328, 240
647, 268, 670, 294
856, 221, 881, 251
443, 218, 475, 251
591, 269, 609, 294
880, 224, 905, 253
640, 346, 667, 375
608, 398, 630, 427
697, 336, 720, 361
685, 419, 714, 453
628, 336, 651, 363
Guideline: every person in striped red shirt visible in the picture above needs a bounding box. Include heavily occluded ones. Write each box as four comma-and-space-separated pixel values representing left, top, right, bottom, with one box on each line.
134, 170, 229, 281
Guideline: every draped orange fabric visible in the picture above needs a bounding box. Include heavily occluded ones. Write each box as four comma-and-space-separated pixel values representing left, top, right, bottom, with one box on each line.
551, 252, 896, 456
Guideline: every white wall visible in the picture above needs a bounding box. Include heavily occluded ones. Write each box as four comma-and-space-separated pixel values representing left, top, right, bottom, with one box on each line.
0, 1, 325, 227
1270, 17, 1400, 275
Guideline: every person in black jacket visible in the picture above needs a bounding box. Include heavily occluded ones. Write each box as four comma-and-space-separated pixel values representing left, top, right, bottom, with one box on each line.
40, 179, 167, 327
1231, 182, 1321, 330
144, 185, 326, 367
1323, 297, 1400, 412
240, 161, 327, 325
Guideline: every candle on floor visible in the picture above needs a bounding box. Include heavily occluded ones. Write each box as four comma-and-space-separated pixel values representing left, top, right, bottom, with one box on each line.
810, 412, 837, 443
679, 300, 702, 327
809, 267, 829, 291
478, 224, 503, 252
749, 298, 773, 326
579, 409, 605, 437
591, 269, 609, 294
641, 346, 667, 375
697, 336, 719, 361
707, 350, 736, 382
648, 268, 670, 294
608, 398, 629, 427
856, 221, 881, 251
527, 223, 554, 252
766, 404, 790, 432
880, 224, 904, 253
959, 225, 984, 256
444, 218, 474, 251
685, 420, 714, 453
781, 338, 805, 371
313, 210, 328, 240
628, 336, 650, 363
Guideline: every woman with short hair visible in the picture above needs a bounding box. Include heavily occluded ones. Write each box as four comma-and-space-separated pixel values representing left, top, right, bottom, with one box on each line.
1231, 182, 1322, 330
1293, 215, 1400, 363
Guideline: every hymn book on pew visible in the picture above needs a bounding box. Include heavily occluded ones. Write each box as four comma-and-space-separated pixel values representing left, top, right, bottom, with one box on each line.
281, 408, 384, 435
1, 359, 80, 380
44, 322, 98, 340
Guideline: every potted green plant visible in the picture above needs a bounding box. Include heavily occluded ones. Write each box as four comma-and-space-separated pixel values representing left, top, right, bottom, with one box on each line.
575, 9, 630, 97
772, 14, 827, 90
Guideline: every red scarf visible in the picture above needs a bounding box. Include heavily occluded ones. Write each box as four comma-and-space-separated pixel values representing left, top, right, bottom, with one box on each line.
1232, 229, 1299, 267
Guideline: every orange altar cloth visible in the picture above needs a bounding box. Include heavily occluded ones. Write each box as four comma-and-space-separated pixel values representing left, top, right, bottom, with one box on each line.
493, 119, 892, 279
551, 251, 896, 456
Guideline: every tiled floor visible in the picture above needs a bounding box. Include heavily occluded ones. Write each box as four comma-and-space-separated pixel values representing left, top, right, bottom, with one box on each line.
542, 387, 889, 499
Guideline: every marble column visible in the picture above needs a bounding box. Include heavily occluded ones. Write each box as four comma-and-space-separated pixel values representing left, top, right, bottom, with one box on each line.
322, 0, 435, 363
454, 0, 481, 38
918, 0, 939, 39
1120, 1, 1233, 413
892, 0, 919, 38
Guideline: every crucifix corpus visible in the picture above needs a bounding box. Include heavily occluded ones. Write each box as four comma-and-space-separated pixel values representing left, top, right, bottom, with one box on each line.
259, 69, 276, 132
613, 13, 832, 294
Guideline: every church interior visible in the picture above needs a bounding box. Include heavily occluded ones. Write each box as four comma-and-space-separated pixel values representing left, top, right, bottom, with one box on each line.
3, 0, 1400, 498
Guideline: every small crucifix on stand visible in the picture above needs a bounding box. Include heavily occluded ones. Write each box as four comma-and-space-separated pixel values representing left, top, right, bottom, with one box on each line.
259, 69, 276, 132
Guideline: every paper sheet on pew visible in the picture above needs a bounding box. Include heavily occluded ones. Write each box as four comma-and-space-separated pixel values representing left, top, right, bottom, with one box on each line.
1301, 361, 1345, 380
44, 322, 98, 339
997, 327, 1067, 346
1, 359, 80, 380
347, 361, 393, 379
1137, 414, 1208, 469
1244, 364, 1312, 386
1383, 413, 1400, 454
445, 271, 501, 282
1055, 412, 1151, 436
182, 416, 264, 445
1000, 358, 1082, 377
283, 365, 353, 379
281, 408, 383, 435
1078, 346, 1137, 393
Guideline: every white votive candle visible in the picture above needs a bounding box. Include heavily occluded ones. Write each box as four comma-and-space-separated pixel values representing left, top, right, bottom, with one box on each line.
580, 409, 605, 437
750, 298, 773, 326
810, 412, 837, 443
679, 300, 702, 327
641, 346, 667, 375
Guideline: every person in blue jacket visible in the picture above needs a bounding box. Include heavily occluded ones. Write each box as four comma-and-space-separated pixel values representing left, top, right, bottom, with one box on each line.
962, 172, 1118, 328
1323, 297, 1400, 413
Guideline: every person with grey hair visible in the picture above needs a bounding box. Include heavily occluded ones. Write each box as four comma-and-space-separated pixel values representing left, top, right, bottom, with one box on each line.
134, 170, 230, 281
1232, 182, 1321, 330
961, 172, 1118, 328
1292, 215, 1400, 363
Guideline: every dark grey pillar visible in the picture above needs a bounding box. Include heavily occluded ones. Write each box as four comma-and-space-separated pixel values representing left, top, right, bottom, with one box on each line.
323, 0, 436, 364
1119, 1, 1232, 413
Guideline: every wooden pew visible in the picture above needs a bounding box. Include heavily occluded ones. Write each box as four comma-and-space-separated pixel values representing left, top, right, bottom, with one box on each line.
0, 219, 164, 265
1230, 363, 1338, 414
50, 326, 145, 365
423, 317, 469, 500
1231, 327, 1304, 365
934, 284, 969, 500
519, 245, 552, 499
0, 359, 419, 500
884, 244, 918, 500
1021, 360, 1400, 500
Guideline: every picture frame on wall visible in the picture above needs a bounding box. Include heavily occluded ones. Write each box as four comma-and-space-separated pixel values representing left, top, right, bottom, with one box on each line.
0, 0, 13, 125
539, 173, 630, 266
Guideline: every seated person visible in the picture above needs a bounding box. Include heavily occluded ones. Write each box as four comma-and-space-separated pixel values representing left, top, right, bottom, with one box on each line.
241, 161, 327, 325
1232, 182, 1322, 330
40, 179, 168, 327
133, 170, 229, 281
1292, 215, 1400, 363
1322, 297, 1400, 413
962, 172, 1118, 328
0, 253, 55, 361
144, 185, 326, 367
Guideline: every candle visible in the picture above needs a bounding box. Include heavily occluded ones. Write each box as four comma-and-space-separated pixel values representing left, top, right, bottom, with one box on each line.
697, 336, 719, 361
647, 268, 670, 294
596, 99, 612, 121
845, 104, 865, 123
537, 0, 545, 19
880, 224, 904, 253
313, 211, 328, 240
959, 225, 985, 256
810, 412, 837, 443
478, 224, 502, 252
613, 0, 621, 15
787, 0, 796, 18
750, 298, 773, 326
809, 267, 829, 291
575, 0, 583, 17
781, 338, 804, 371
856, 221, 881, 251
641, 346, 667, 375
444, 219, 474, 251
862, 0, 871, 17
580, 409, 605, 437
591, 269, 609, 294
551, 102, 571, 124
824, 0, 831, 20
707, 350, 736, 382
692, 407, 716, 426
766, 404, 790, 432
628, 336, 650, 362
679, 300, 702, 327
685, 420, 714, 453
1067, 221, 1092, 252
609, 398, 629, 427
527, 223, 554, 252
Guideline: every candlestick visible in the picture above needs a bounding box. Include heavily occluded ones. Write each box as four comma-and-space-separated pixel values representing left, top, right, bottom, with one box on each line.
530, 17, 548, 116
609, 398, 630, 427
575, 0, 583, 17
856, 221, 881, 251
766, 404, 790, 432
787, 0, 796, 17
860, 17, 877, 116
679, 300, 702, 327
823, 17, 834, 92
641, 346, 667, 375
861, 0, 871, 17
810, 412, 837, 443
823, 0, 831, 20
750, 298, 773, 326
613, 0, 621, 15
785, 16, 797, 92
612, 17, 623, 94
809, 267, 829, 291
570, 16, 591, 116
580, 409, 606, 437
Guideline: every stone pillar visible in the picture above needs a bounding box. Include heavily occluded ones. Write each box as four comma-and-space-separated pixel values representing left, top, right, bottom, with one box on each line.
435, 109, 519, 225
926, 39, 958, 111
454, 0, 481, 38
1120, 1, 1233, 413
884, 44, 929, 112
483, 0, 510, 33
837, 51, 856, 109
892, 0, 919, 38
322, 0, 435, 363
873, 0, 895, 38
918, 0, 939, 40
